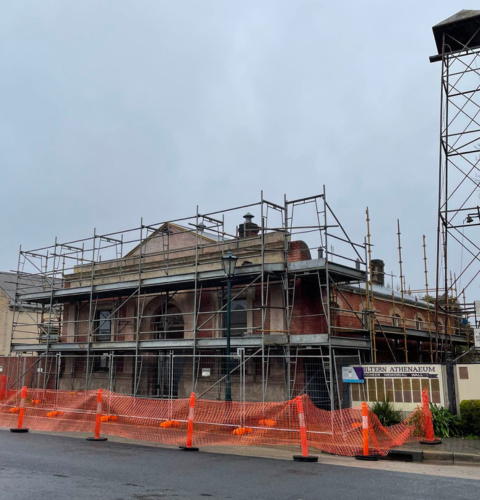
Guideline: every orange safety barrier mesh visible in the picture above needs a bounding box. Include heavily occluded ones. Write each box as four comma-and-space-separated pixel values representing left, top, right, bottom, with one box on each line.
0, 388, 435, 457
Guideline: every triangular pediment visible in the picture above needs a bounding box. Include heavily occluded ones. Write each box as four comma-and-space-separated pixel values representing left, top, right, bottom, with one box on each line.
125, 222, 220, 258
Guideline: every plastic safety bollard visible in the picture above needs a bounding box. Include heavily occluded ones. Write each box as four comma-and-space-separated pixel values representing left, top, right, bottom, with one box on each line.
10, 386, 29, 433
293, 396, 318, 462
86, 388, 108, 442
179, 392, 199, 451
355, 402, 378, 461
420, 390, 442, 445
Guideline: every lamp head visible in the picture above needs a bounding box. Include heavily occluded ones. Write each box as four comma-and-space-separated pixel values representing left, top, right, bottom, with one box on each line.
221, 250, 238, 277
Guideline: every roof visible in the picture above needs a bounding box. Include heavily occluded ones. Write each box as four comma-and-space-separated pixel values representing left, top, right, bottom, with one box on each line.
433, 10, 480, 28
345, 282, 432, 309
432, 10, 480, 55
0, 272, 51, 307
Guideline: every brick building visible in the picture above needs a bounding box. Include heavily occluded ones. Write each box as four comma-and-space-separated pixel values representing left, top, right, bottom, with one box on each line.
7, 193, 468, 409
0, 273, 46, 355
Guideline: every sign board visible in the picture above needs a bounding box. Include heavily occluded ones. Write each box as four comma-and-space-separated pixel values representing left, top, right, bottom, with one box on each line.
342, 366, 364, 383
362, 364, 440, 379
474, 328, 480, 349
351, 364, 445, 410
201, 368, 211, 377
475, 301, 480, 316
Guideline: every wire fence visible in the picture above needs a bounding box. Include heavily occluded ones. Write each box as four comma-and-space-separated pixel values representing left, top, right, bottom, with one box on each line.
0, 353, 337, 408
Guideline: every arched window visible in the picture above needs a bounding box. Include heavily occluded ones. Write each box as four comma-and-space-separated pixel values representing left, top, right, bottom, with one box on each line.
392, 314, 401, 327
415, 315, 424, 330
331, 302, 341, 328
154, 304, 184, 340
362, 308, 369, 329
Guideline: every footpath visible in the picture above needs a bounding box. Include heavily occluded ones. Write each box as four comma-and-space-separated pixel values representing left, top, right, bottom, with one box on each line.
391, 438, 480, 464
23, 427, 480, 465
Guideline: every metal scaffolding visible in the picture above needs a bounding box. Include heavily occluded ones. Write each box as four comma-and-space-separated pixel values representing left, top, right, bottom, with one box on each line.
6, 189, 369, 410
430, 10, 480, 361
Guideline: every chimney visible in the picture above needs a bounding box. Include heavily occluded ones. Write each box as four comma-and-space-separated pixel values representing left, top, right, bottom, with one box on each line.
239, 213, 259, 238
371, 259, 385, 286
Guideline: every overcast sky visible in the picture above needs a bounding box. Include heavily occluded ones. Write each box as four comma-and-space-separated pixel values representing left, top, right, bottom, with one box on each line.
0, 1, 475, 298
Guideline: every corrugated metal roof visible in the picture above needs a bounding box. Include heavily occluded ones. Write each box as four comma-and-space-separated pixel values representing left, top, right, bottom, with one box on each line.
345, 282, 432, 309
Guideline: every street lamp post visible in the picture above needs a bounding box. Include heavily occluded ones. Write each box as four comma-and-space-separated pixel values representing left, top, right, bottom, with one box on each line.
221, 250, 238, 402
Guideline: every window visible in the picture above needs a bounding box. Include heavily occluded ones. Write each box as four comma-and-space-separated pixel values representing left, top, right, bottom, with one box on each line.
362, 309, 369, 330
331, 302, 341, 328
226, 299, 248, 337
392, 314, 401, 327
93, 354, 110, 372
154, 305, 184, 340
95, 310, 112, 342
416, 317, 423, 330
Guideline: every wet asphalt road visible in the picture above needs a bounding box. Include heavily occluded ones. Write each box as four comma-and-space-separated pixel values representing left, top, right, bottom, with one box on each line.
0, 430, 478, 500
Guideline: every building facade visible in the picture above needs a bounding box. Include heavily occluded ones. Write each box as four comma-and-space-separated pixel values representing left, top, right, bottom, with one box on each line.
5, 193, 468, 409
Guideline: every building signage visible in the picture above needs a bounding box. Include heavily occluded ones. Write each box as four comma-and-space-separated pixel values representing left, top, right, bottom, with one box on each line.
475, 301, 480, 316
362, 364, 440, 379
201, 368, 211, 377
342, 366, 364, 383
474, 328, 480, 349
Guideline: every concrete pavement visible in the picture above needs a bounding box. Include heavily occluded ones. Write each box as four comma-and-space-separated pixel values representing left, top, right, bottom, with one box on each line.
392, 437, 480, 464
0, 429, 479, 500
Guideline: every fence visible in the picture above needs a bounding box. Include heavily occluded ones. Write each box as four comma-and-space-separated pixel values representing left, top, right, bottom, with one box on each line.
0, 353, 340, 408
0, 386, 435, 457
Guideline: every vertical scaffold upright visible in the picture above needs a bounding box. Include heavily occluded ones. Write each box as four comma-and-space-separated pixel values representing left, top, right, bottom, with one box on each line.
430, 10, 480, 360
7, 190, 368, 410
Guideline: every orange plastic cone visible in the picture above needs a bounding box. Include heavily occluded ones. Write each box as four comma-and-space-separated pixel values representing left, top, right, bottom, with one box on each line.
10, 386, 29, 433
86, 388, 108, 442
179, 392, 199, 451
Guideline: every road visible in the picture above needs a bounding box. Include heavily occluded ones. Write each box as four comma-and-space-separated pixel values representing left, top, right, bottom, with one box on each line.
0, 430, 478, 500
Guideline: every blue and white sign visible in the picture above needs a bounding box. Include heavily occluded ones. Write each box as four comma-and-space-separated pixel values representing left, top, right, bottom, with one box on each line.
342, 366, 364, 383
474, 328, 480, 349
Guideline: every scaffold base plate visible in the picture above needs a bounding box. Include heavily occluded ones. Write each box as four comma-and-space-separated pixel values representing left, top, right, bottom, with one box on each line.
420, 439, 442, 445
293, 455, 318, 462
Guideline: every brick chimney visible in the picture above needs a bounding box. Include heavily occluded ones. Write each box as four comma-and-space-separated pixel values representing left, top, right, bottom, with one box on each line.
371, 259, 385, 286
239, 213, 259, 237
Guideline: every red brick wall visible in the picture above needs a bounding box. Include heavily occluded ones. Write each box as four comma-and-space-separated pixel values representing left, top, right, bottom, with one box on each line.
59, 285, 438, 346
288, 241, 312, 263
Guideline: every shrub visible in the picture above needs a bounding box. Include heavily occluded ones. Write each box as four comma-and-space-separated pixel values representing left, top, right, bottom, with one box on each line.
430, 404, 462, 438
371, 399, 403, 427
459, 400, 480, 437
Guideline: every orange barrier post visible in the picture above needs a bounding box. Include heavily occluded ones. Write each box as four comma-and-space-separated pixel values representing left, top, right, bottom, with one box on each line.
355, 403, 378, 461
179, 392, 199, 451
0, 387, 430, 456
293, 396, 318, 462
420, 390, 442, 445
10, 386, 29, 433
86, 388, 108, 442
